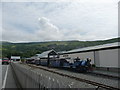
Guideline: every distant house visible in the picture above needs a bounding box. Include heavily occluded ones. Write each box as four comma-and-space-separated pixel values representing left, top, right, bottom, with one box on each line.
11, 56, 21, 61
36, 49, 58, 66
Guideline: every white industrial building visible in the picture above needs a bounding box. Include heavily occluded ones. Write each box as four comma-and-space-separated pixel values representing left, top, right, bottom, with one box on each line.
59, 42, 119, 69
11, 56, 21, 61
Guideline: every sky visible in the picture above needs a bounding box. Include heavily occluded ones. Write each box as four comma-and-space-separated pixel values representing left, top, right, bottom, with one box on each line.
0, 0, 119, 42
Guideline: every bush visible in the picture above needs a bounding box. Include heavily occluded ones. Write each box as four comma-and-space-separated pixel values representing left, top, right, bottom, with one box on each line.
21, 59, 25, 63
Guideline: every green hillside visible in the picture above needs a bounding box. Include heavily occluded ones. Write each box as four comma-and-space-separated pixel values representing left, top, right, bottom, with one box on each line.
1, 37, 119, 58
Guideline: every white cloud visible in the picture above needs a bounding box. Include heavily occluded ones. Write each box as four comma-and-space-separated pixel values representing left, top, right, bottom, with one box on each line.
2, 17, 63, 42
38, 17, 59, 32
36, 17, 63, 41
0, 2, 2, 41
1, 0, 119, 3
1, 1, 119, 42
2, 28, 34, 42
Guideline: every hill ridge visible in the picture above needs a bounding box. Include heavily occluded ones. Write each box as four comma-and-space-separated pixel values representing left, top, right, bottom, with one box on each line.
1, 37, 119, 58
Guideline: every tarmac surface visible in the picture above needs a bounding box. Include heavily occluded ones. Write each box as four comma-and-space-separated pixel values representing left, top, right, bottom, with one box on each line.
2, 65, 7, 84
0, 63, 2, 89
1, 64, 17, 89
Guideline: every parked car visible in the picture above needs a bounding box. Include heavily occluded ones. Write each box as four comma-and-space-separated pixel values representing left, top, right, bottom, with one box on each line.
2, 58, 9, 65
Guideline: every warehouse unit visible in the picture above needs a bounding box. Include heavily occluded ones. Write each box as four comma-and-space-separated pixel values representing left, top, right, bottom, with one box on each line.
11, 56, 21, 61
59, 42, 119, 69
68, 52, 95, 64
97, 48, 118, 67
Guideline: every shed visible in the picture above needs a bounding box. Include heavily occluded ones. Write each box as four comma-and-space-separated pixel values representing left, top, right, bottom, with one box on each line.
58, 42, 120, 68
38, 50, 58, 66
11, 56, 21, 61
38, 50, 58, 58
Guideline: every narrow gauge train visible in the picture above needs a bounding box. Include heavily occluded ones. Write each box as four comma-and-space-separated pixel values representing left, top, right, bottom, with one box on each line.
34, 57, 92, 72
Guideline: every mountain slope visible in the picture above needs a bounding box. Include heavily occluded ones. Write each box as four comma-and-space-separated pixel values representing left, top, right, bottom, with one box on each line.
1, 37, 119, 58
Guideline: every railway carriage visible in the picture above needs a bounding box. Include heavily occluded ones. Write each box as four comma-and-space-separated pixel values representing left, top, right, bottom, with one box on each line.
32, 50, 92, 72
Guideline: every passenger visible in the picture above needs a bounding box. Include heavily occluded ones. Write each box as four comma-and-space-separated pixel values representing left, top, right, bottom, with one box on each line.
86, 58, 92, 71
76, 57, 80, 62
86, 58, 91, 67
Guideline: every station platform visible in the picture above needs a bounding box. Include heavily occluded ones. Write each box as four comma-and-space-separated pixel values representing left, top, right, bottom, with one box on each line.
92, 69, 119, 79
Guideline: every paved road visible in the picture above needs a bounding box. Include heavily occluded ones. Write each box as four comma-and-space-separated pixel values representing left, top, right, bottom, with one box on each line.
0, 63, 2, 89
2, 65, 7, 84
1, 64, 18, 89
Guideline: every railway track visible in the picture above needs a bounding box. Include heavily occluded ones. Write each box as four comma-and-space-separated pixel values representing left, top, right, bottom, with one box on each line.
28, 64, 119, 90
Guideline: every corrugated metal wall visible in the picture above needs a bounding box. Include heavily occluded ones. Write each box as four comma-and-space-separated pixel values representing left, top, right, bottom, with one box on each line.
60, 48, 119, 68
98, 49, 118, 67
69, 52, 95, 64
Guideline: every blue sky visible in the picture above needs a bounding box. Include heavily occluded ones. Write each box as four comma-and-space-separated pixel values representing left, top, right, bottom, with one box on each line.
1, 0, 119, 42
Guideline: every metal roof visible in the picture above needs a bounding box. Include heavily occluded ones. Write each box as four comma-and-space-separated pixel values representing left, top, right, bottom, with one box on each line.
62, 42, 119, 54
37, 49, 57, 58
11, 56, 20, 59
